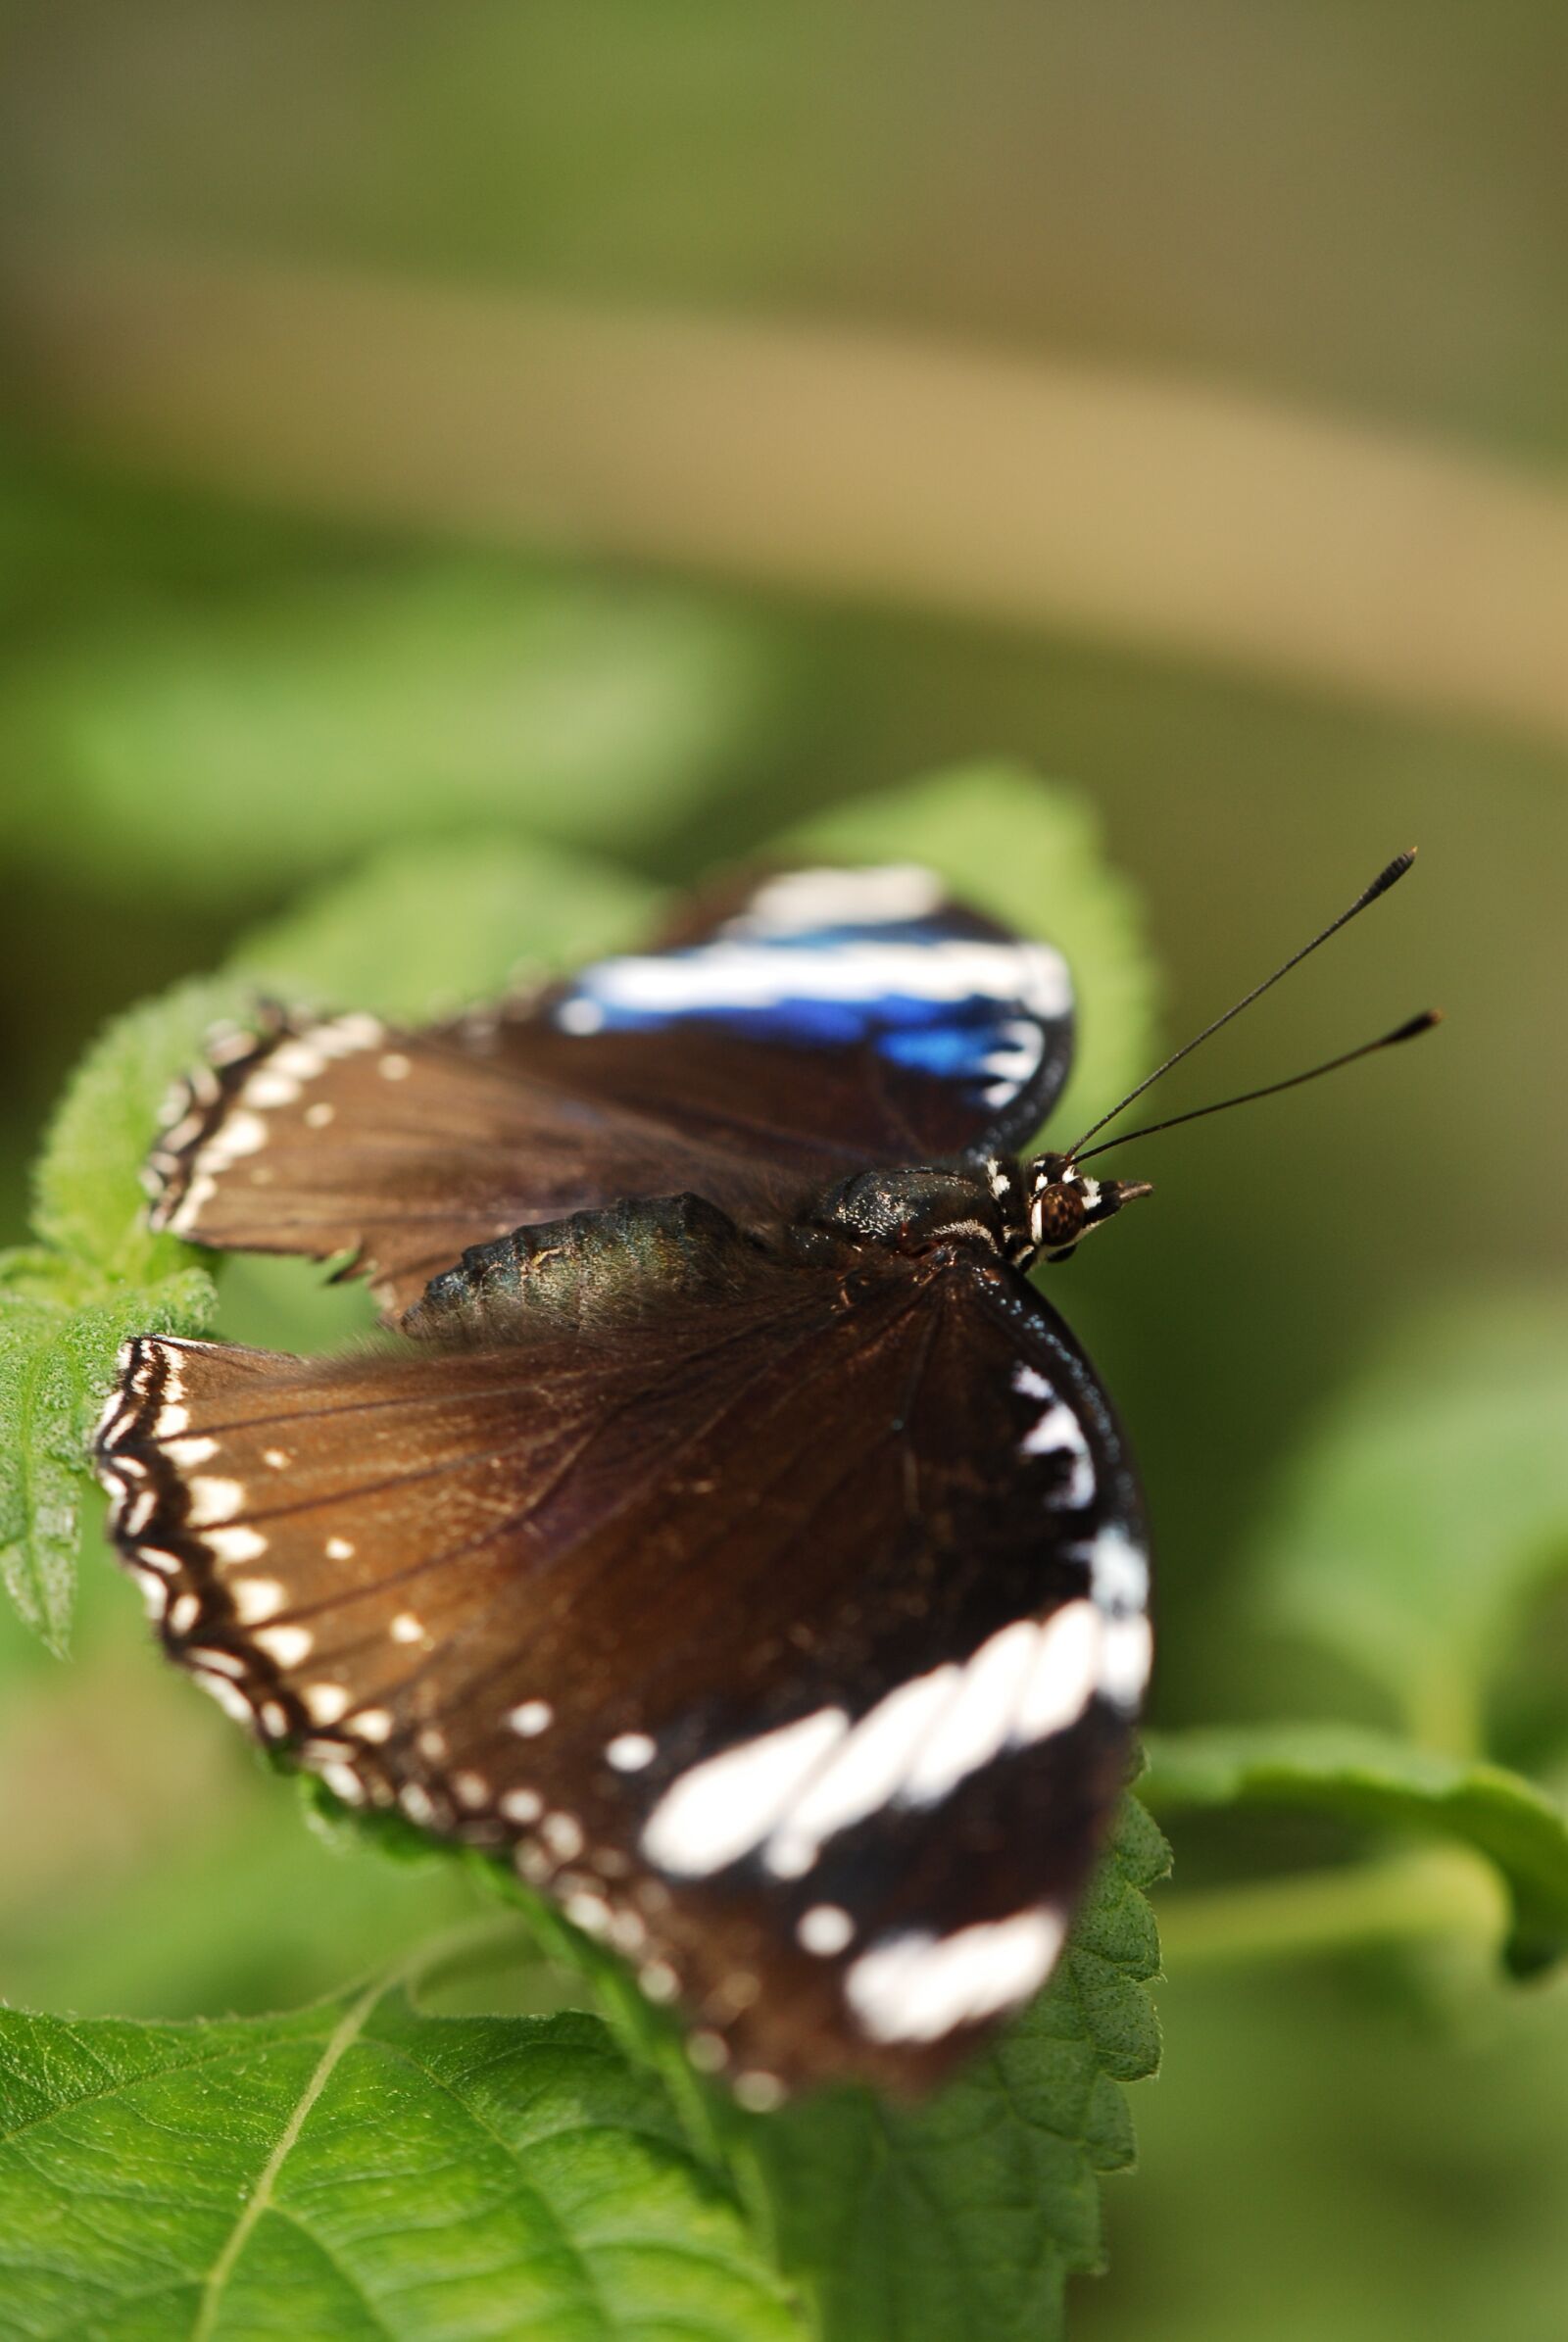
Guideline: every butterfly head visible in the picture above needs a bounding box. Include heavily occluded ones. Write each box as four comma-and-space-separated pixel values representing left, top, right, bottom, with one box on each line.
1025, 1154, 1153, 1261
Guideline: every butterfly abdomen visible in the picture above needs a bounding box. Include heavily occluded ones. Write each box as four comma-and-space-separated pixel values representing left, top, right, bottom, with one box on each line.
406, 1191, 793, 1341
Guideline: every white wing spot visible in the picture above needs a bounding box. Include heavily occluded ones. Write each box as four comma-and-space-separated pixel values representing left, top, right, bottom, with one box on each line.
898, 1619, 1041, 1808
190, 1672, 257, 1727
263, 1448, 290, 1470
766, 1673, 955, 1876
1022, 1401, 1096, 1508
500, 1787, 542, 1825
507, 1700, 554, 1737
325, 1537, 355, 1561
453, 1770, 490, 1808
187, 1478, 245, 1527
606, 1732, 656, 1772
270, 1041, 328, 1081
556, 998, 606, 1035
1099, 1615, 1154, 1710
230, 1577, 284, 1624
320, 1761, 366, 1806
378, 1051, 413, 1081
638, 1959, 679, 2003
543, 1812, 584, 1861
303, 1681, 350, 1726
641, 1707, 849, 1878
846, 1908, 1067, 2044
390, 1612, 424, 1644
733, 2071, 786, 2113
304, 1100, 335, 1128
169, 1592, 201, 1635
207, 1525, 269, 1566
1013, 1600, 1102, 1739
564, 1890, 611, 1936
798, 1904, 855, 1956
349, 1707, 394, 1743
255, 1624, 314, 1668
243, 1070, 301, 1109
739, 864, 945, 933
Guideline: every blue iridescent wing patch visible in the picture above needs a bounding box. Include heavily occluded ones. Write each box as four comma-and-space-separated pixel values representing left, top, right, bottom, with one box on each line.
550, 864, 1074, 1156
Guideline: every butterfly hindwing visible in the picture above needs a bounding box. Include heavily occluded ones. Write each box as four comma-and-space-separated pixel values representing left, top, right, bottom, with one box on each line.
146, 865, 1074, 1321
96, 1196, 1147, 2095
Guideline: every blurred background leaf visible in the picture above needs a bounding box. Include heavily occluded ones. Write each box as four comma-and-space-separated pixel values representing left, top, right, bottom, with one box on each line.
1144, 1725, 1568, 1973
1255, 1293, 1568, 1757
0, 561, 789, 904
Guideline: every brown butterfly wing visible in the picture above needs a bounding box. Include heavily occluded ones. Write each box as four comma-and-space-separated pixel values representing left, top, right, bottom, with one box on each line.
96, 1203, 1148, 2097
146, 1005, 821, 1320
146, 864, 1075, 1322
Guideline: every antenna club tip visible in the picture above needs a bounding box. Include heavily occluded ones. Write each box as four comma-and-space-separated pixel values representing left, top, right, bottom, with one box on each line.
1358, 848, 1419, 907
1390, 1007, 1443, 1043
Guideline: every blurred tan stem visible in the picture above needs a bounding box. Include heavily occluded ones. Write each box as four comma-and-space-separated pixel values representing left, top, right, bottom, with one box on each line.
5, 238, 1568, 748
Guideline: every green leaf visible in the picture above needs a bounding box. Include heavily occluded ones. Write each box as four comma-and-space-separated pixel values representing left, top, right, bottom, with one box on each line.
3, 561, 782, 903
1254, 1290, 1568, 1753
4, 979, 238, 1647
1143, 1724, 1568, 1975
785, 764, 1159, 1145
0, 1956, 806, 2342
31, 980, 249, 1289
755, 1796, 1167, 2342
233, 832, 661, 1025
0, 1267, 216, 1654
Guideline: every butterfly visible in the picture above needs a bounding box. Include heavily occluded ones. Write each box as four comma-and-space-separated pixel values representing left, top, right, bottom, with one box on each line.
92, 858, 1165, 2102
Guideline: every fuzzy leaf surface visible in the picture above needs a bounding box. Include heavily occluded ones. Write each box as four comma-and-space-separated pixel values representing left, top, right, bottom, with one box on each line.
0, 1266, 216, 1653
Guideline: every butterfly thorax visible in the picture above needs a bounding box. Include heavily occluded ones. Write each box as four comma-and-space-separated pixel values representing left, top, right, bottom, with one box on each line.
801, 1161, 1026, 1267
802, 1152, 1152, 1275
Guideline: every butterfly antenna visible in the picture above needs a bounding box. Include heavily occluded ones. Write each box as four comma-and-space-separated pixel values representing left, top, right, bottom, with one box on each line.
1063, 848, 1419, 1161
1073, 1009, 1441, 1162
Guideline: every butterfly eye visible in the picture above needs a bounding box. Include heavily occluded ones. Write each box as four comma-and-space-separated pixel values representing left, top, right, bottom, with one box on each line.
1029, 1181, 1087, 1252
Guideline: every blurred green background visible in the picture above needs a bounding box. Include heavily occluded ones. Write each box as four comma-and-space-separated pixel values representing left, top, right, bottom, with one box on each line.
2, 7, 1565, 2337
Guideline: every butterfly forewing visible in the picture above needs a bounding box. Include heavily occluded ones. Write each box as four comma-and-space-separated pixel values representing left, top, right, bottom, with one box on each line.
96, 1202, 1148, 2096
145, 865, 1074, 1320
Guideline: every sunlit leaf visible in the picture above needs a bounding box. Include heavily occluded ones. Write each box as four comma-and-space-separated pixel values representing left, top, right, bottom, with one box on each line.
0, 1973, 806, 2341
